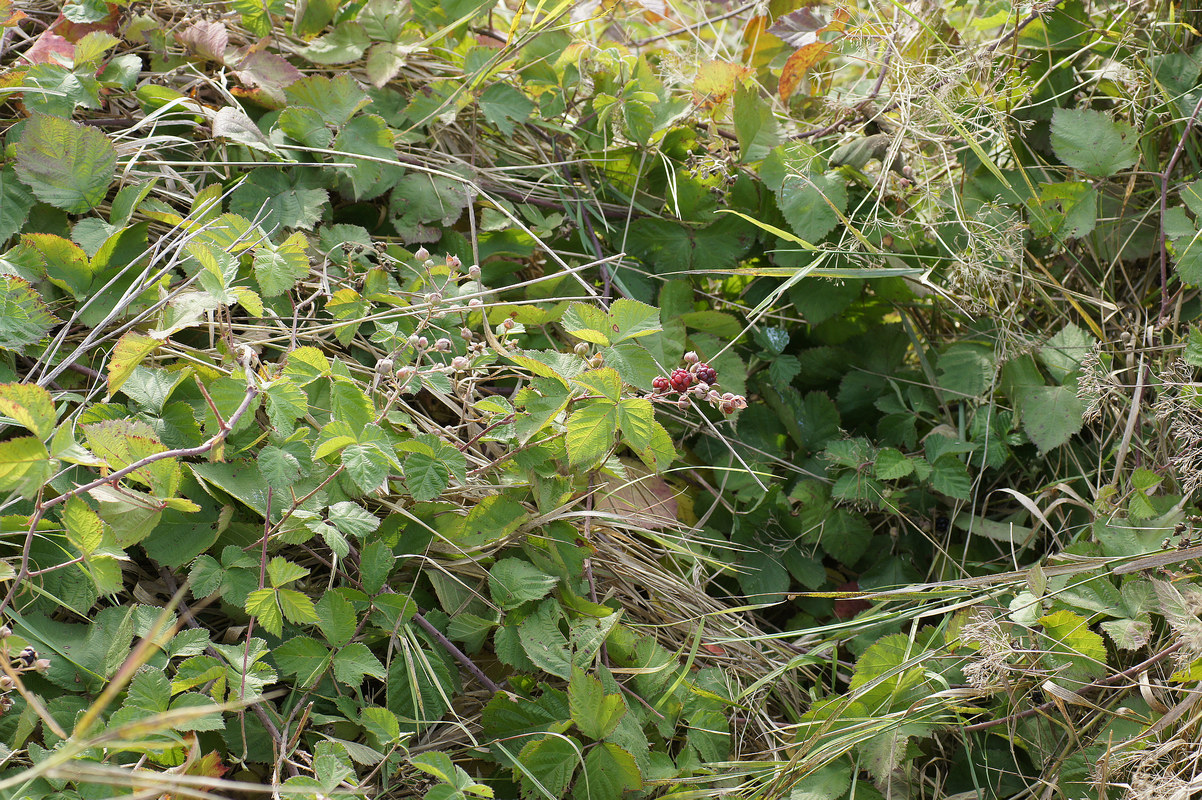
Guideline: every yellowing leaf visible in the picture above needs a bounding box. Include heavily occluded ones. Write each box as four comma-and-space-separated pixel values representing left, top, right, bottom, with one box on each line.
0, 436, 52, 498
0, 382, 55, 439
62, 496, 103, 556
692, 60, 753, 106
565, 400, 618, 468
573, 368, 622, 402
108, 331, 159, 399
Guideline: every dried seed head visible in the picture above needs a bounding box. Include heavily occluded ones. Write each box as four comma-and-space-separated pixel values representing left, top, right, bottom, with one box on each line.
502, 318, 515, 330
468, 298, 483, 309
684, 351, 699, 364
447, 255, 461, 269
416, 336, 429, 350
434, 337, 452, 352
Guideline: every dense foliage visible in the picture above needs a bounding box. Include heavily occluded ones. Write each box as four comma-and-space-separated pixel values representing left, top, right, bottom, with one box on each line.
0, 0, 1201, 798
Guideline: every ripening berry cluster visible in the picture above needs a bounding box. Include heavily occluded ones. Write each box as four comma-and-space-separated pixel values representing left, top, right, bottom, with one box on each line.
651, 352, 748, 415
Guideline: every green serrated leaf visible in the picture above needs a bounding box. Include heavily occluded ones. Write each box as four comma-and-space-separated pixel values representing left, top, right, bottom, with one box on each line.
1050, 108, 1139, 178
342, 444, 391, 492
245, 588, 285, 637
573, 368, 622, 403
565, 401, 618, 469
254, 231, 311, 297
568, 668, 626, 741
575, 742, 641, 800
517, 599, 572, 680
1018, 384, 1084, 455
517, 736, 580, 800
489, 559, 558, 610
0, 383, 56, 440
359, 541, 393, 595
333, 642, 386, 686
275, 636, 331, 687
0, 276, 58, 353
278, 587, 320, 626
404, 451, 450, 502
15, 114, 117, 214
267, 556, 309, 587
315, 591, 357, 648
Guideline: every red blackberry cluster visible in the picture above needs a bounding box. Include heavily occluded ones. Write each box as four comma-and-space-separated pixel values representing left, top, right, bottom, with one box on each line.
651, 354, 748, 415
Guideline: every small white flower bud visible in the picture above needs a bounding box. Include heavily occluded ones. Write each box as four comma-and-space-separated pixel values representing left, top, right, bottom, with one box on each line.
468, 264, 481, 279
468, 298, 483, 309
452, 356, 469, 371
684, 351, 699, 364
434, 337, 452, 352
414, 247, 430, 260
416, 336, 429, 349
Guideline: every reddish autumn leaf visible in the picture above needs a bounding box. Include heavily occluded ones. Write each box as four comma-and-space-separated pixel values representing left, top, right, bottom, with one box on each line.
20, 31, 74, 66
701, 643, 727, 656
233, 49, 303, 107
19, 5, 119, 65
768, 6, 830, 46
832, 581, 871, 620
177, 21, 229, 63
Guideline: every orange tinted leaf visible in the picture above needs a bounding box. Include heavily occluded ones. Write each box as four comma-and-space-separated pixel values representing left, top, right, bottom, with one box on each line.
0, 0, 26, 27
693, 60, 753, 106
779, 41, 832, 101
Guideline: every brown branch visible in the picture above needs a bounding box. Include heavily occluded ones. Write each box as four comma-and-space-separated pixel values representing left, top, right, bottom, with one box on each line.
412, 608, 502, 694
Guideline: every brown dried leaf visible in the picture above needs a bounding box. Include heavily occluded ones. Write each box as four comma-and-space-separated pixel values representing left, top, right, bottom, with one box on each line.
594, 462, 678, 531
